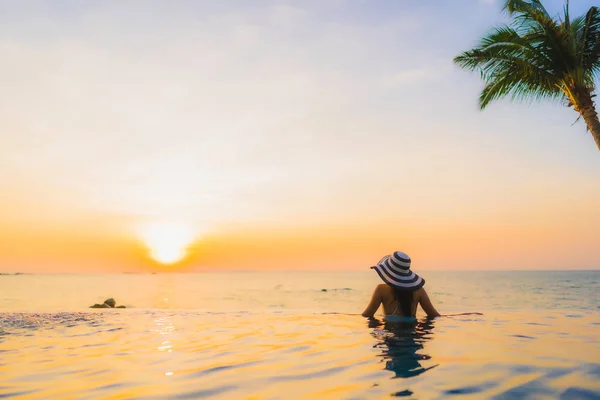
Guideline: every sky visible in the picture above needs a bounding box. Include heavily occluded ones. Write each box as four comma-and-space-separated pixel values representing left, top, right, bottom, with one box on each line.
0, 0, 599, 272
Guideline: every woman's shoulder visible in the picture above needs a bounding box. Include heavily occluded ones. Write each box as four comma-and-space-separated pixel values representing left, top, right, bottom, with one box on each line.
372, 284, 394, 298
376, 283, 392, 293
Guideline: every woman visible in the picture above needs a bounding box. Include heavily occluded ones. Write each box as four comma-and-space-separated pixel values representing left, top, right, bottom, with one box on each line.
362, 251, 440, 320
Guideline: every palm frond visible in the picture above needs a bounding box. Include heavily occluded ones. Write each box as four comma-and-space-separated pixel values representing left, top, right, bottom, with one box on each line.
478, 56, 562, 108
504, 0, 554, 35
504, 0, 550, 18
454, 25, 560, 85
454, 27, 562, 109
523, 23, 575, 78
479, 71, 563, 109
578, 7, 600, 78
562, 0, 570, 31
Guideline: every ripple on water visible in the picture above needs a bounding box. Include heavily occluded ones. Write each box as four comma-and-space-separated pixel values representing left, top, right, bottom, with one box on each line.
270, 365, 351, 382
175, 385, 239, 399
0, 389, 40, 398
509, 334, 536, 339
560, 387, 600, 400
444, 382, 496, 396
391, 389, 414, 397
189, 360, 263, 378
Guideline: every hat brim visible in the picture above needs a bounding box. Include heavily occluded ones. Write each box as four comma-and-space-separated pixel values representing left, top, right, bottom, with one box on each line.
371, 259, 425, 291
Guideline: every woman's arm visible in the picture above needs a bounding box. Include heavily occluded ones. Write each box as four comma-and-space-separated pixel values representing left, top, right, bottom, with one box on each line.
361, 285, 383, 317
419, 288, 440, 318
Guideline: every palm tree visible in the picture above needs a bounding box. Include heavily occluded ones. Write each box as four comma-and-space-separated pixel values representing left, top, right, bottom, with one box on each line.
454, 0, 600, 151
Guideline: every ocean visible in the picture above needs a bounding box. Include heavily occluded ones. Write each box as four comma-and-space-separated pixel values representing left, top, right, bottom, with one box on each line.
0, 271, 598, 399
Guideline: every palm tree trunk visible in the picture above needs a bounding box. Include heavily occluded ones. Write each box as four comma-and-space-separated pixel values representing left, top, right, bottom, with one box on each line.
578, 92, 600, 151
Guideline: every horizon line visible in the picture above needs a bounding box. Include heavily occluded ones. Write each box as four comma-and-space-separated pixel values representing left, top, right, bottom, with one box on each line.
1, 269, 598, 275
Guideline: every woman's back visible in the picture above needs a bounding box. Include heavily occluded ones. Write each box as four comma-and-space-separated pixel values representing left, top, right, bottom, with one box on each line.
380, 284, 420, 317
362, 284, 440, 319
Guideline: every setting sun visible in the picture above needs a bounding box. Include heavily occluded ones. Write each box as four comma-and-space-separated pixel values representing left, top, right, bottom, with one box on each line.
139, 222, 195, 264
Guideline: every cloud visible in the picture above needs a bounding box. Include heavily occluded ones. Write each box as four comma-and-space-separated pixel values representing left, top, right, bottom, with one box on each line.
0, 2, 429, 223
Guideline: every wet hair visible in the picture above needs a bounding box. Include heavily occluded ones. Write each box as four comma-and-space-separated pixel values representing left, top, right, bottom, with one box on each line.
392, 287, 414, 317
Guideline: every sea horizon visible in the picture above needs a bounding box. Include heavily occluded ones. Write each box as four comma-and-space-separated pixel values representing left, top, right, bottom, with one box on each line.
2, 268, 599, 275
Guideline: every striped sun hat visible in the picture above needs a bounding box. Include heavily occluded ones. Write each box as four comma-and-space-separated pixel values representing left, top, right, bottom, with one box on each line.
371, 251, 425, 291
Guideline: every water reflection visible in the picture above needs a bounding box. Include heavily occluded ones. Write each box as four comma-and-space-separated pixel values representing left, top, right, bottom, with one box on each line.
369, 317, 438, 379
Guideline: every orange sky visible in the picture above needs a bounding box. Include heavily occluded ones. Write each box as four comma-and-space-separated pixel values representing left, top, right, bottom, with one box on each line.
1, 1, 599, 272
1, 197, 598, 272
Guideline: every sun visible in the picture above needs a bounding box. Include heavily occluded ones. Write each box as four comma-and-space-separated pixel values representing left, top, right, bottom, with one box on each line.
139, 222, 195, 264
